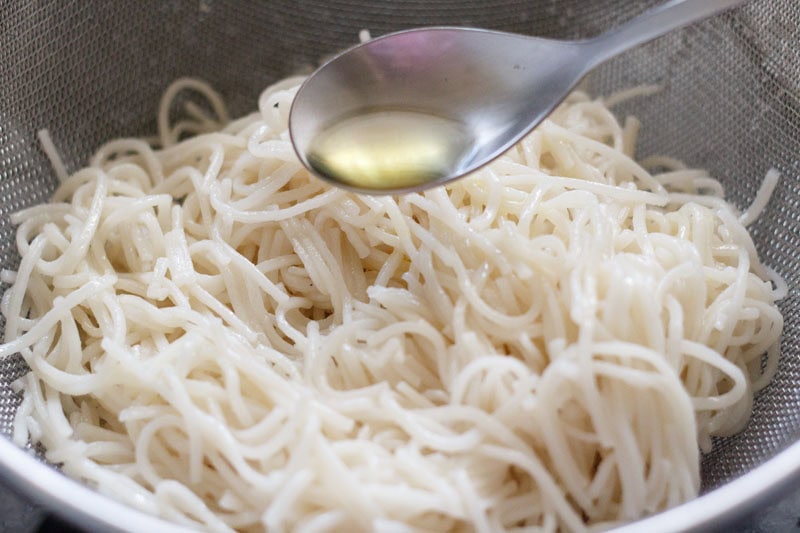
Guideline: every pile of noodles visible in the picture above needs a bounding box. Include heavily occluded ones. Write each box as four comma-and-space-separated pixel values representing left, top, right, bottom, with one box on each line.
0, 73, 784, 532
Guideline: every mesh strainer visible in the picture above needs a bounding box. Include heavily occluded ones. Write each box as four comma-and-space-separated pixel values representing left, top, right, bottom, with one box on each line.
1, 0, 799, 531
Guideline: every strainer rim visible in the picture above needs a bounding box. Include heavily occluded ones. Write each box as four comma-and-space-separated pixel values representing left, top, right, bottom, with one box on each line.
0, 431, 798, 531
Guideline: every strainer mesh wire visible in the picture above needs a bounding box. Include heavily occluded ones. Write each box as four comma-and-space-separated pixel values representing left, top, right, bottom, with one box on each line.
0, 0, 798, 511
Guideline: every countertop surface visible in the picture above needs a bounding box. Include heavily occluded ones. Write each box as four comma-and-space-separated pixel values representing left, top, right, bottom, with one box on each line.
1, 476, 800, 532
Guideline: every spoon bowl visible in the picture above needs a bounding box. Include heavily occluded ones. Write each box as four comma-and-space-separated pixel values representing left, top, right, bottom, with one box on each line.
289, 0, 747, 194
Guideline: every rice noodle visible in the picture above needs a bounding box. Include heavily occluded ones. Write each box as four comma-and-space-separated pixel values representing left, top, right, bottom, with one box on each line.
1, 77, 783, 532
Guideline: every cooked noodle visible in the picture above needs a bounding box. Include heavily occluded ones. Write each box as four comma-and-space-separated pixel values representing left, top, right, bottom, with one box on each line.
0, 76, 783, 532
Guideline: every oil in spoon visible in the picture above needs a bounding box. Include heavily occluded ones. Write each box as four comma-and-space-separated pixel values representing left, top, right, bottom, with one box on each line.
306, 109, 473, 191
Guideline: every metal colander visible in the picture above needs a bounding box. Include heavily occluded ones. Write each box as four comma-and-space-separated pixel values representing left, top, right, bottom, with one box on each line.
1, 0, 799, 531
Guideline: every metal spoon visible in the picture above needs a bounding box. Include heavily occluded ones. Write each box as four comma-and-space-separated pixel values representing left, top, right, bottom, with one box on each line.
289, 0, 746, 195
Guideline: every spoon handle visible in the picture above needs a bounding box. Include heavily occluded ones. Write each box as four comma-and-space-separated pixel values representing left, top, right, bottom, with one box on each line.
588, 0, 747, 65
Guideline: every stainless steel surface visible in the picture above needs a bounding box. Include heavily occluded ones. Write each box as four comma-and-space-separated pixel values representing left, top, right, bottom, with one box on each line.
289, 0, 747, 193
1, 0, 799, 531
3, 476, 798, 532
